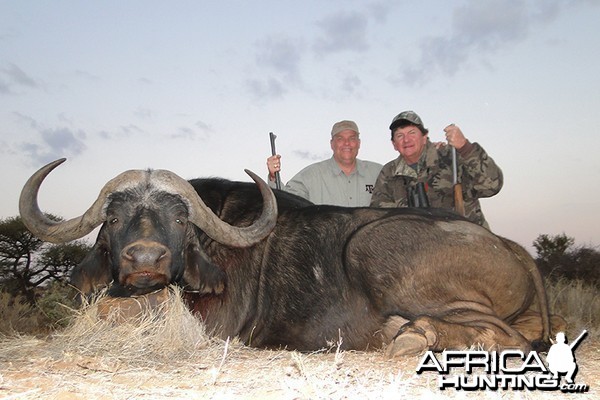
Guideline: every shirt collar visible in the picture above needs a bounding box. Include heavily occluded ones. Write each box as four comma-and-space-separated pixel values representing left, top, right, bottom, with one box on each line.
328, 157, 363, 176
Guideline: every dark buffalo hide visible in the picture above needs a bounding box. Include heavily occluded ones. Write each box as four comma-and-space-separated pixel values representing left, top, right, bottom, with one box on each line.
20, 161, 565, 357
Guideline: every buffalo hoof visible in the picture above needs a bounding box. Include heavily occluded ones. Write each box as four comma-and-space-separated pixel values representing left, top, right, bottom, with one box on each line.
385, 331, 429, 358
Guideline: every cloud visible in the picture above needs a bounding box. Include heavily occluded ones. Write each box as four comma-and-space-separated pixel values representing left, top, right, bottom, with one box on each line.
19, 127, 87, 165
167, 121, 213, 141
293, 150, 329, 161
246, 36, 305, 101
118, 124, 145, 137
313, 11, 370, 56
170, 126, 195, 140
339, 74, 363, 96
0, 63, 38, 93
96, 125, 144, 141
395, 0, 579, 86
453, 0, 530, 50
170, 126, 204, 141
367, 0, 394, 24
12, 112, 40, 130
246, 7, 379, 101
72, 69, 101, 83
245, 77, 287, 100
134, 107, 156, 120
195, 120, 214, 134
255, 36, 305, 81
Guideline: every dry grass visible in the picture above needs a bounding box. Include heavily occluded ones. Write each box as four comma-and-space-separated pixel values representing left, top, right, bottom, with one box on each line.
0, 292, 39, 335
545, 278, 600, 337
51, 287, 211, 366
1, 283, 599, 399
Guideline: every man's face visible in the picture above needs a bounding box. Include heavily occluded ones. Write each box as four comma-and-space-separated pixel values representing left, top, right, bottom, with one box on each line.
392, 125, 427, 164
331, 130, 360, 164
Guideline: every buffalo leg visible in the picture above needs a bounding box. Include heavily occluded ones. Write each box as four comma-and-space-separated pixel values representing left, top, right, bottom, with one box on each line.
386, 311, 533, 358
509, 310, 568, 343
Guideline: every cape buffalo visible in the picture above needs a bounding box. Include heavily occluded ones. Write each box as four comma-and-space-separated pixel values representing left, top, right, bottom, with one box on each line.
19, 158, 564, 357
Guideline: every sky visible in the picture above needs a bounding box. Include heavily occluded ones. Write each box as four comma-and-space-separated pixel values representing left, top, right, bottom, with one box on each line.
1, 0, 599, 254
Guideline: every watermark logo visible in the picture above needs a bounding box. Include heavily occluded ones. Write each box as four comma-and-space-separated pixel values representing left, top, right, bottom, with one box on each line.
416, 330, 589, 393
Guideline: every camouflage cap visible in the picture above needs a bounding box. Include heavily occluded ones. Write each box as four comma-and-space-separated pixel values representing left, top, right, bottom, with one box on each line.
389, 110, 425, 131
331, 120, 360, 137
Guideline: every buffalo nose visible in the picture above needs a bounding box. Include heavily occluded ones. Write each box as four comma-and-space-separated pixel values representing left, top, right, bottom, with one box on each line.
122, 241, 168, 266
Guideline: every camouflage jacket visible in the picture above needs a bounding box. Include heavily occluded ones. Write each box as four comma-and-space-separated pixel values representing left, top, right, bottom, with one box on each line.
369, 140, 503, 227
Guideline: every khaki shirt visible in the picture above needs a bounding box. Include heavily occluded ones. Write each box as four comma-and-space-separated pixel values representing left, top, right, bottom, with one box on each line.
274, 157, 382, 207
370, 140, 503, 226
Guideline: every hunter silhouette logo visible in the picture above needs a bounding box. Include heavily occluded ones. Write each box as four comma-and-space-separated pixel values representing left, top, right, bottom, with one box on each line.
546, 330, 587, 385
416, 329, 590, 392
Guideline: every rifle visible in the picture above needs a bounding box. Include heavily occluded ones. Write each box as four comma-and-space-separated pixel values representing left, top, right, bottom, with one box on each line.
269, 132, 282, 190
452, 146, 465, 217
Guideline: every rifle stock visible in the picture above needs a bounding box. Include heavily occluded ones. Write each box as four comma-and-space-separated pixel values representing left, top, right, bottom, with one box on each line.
454, 183, 465, 217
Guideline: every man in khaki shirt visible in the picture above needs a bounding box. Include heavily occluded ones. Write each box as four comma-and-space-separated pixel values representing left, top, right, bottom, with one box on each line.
267, 120, 382, 207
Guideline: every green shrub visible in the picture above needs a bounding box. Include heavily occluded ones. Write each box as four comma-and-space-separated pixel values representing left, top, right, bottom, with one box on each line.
534, 234, 600, 285
35, 282, 79, 330
0, 291, 39, 335
0, 283, 79, 335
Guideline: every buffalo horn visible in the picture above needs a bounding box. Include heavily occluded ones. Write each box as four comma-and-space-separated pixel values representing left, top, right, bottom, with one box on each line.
19, 159, 278, 247
19, 158, 149, 243
149, 168, 278, 247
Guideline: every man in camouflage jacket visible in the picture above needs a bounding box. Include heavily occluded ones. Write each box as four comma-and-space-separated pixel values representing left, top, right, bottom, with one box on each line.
370, 111, 502, 228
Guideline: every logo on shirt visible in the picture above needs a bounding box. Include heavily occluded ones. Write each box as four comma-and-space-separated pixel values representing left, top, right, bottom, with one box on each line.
365, 184, 374, 194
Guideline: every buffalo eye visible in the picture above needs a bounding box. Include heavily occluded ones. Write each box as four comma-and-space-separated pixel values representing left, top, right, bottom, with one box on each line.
109, 217, 119, 225
175, 218, 186, 225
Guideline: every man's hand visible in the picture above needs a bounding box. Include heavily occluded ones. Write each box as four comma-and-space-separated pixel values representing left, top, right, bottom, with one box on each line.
444, 124, 467, 150
267, 154, 281, 181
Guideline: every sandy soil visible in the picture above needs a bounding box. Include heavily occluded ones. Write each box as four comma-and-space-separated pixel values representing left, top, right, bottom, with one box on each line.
1, 288, 598, 399
1, 335, 598, 400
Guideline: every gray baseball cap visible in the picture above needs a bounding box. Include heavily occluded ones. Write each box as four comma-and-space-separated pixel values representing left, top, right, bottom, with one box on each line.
389, 110, 425, 131
331, 120, 359, 137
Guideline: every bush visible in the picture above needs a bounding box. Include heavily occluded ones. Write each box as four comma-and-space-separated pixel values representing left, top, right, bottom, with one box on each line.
36, 282, 79, 330
0, 283, 79, 335
0, 292, 39, 335
534, 234, 600, 285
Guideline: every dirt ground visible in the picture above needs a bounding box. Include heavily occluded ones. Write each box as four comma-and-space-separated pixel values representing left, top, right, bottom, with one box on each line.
1, 335, 598, 400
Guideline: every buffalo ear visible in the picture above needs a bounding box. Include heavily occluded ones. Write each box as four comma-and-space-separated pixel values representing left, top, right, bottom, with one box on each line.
70, 240, 113, 296
183, 243, 226, 295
